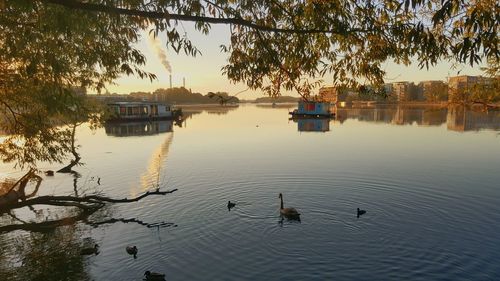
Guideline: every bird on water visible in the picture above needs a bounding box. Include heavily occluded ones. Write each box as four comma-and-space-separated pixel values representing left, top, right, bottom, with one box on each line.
279, 193, 300, 220
126, 245, 138, 258
227, 201, 236, 210
357, 208, 367, 218
80, 244, 99, 256
144, 271, 166, 281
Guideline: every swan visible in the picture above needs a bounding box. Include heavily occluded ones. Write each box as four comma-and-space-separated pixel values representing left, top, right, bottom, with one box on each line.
126, 246, 138, 258
80, 244, 99, 255
357, 208, 366, 218
144, 271, 166, 281
279, 193, 300, 219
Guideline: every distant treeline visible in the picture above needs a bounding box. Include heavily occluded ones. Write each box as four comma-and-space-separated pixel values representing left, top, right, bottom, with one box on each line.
128, 87, 239, 104
252, 96, 300, 103
96, 87, 302, 104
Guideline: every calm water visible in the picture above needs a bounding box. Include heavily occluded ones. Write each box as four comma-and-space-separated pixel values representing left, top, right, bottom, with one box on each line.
1, 104, 500, 281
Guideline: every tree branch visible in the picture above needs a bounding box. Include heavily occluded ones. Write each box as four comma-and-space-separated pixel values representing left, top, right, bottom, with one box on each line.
0, 189, 178, 233
1, 189, 177, 212
85, 188, 178, 203
40, 0, 363, 35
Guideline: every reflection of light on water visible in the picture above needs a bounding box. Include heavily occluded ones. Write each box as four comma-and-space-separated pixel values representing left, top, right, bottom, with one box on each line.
129, 133, 174, 198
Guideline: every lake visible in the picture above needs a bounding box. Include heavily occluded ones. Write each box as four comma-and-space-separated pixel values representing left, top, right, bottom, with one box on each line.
1, 104, 500, 281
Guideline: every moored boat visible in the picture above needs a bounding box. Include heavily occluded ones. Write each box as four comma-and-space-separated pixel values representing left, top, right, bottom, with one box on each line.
289, 101, 335, 118
107, 101, 182, 122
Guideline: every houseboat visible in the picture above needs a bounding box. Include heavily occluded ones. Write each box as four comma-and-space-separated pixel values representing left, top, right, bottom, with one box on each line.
289, 101, 335, 118
107, 102, 181, 122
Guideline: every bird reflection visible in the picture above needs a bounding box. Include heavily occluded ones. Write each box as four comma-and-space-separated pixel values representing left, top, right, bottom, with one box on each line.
278, 215, 301, 227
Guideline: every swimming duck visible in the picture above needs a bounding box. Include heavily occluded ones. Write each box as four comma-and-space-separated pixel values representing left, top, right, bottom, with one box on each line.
144, 271, 166, 281
126, 246, 138, 258
227, 201, 236, 210
45, 170, 54, 176
279, 193, 300, 219
357, 208, 367, 218
80, 244, 99, 255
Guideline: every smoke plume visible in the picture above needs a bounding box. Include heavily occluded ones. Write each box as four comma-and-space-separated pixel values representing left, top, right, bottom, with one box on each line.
148, 33, 172, 73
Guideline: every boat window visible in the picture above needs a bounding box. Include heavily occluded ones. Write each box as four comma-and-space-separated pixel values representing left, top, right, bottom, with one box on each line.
120, 107, 126, 115
127, 107, 133, 115
142, 106, 148, 115
132, 107, 141, 115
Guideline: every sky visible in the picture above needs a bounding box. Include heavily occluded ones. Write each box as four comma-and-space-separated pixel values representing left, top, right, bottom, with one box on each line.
105, 23, 485, 100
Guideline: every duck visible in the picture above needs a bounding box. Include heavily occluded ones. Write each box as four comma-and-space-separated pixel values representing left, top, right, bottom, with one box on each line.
278, 193, 300, 219
45, 170, 54, 176
227, 201, 236, 210
144, 271, 166, 281
80, 244, 99, 255
357, 208, 367, 218
126, 245, 138, 258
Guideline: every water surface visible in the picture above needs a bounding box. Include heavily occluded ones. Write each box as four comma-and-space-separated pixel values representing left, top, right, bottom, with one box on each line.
1, 104, 500, 281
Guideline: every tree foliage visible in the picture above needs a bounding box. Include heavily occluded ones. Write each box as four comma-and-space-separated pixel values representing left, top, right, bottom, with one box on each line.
1, 0, 499, 167
423, 83, 448, 102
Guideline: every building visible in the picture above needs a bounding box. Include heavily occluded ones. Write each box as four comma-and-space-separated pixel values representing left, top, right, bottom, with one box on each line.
391, 82, 411, 101
390, 82, 421, 101
448, 75, 494, 102
419, 80, 447, 101
383, 83, 393, 95
448, 75, 481, 92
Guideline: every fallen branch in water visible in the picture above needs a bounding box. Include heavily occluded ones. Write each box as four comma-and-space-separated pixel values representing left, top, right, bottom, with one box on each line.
1, 189, 177, 212
84, 188, 178, 203
0, 189, 178, 233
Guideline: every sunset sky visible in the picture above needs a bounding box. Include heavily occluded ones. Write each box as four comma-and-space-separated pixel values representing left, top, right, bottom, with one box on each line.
105, 23, 485, 99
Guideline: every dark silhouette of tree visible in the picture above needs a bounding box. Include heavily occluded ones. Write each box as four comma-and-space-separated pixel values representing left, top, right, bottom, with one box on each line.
207, 92, 238, 105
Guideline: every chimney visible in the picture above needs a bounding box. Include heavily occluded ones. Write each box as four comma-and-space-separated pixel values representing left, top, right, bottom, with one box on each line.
169, 74, 172, 89
183, 77, 185, 88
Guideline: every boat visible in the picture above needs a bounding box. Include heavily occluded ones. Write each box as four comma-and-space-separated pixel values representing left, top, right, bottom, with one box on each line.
106, 101, 182, 122
289, 101, 335, 118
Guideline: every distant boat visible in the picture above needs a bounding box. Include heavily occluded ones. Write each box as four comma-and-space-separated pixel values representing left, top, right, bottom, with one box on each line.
107, 101, 182, 122
289, 101, 335, 118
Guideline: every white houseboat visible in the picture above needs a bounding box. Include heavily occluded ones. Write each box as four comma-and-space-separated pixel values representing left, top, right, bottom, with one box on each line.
107, 102, 180, 121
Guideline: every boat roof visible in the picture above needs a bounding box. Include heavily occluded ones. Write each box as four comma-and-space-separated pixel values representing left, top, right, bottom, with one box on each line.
107, 101, 171, 106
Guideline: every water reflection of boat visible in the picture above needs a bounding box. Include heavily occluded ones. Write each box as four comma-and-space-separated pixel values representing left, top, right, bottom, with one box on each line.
293, 118, 330, 132
105, 121, 173, 137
